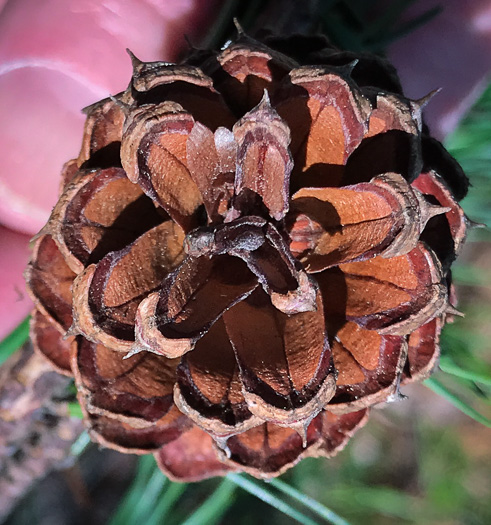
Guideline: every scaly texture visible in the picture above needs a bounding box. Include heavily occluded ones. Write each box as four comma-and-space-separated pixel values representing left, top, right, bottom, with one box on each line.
25, 32, 468, 480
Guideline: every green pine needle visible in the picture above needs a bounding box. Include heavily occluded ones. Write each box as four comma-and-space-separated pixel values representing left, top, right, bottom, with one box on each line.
67, 402, 84, 419
145, 482, 187, 525
0, 316, 30, 365
362, 0, 416, 39
452, 264, 491, 287
425, 377, 491, 428
70, 431, 91, 457
129, 468, 168, 523
109, 456, 167, 525
439, 356, 491, 387
180, 480, 237, 525
269, 478, 350, 525
227, 473, 322, 525
320, 485, 417, 520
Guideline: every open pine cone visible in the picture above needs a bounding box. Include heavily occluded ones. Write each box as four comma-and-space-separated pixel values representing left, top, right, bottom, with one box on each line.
25, 33, 469, 480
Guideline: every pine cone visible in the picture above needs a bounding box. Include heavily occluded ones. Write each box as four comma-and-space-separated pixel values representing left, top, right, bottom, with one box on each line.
25, 33, 468, 480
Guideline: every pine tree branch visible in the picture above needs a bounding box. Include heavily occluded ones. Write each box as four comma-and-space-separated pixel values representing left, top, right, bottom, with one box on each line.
0, 343, 83, 520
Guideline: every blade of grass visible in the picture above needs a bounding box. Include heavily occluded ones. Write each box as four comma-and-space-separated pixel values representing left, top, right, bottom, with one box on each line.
227, 473, 320, 525
425, 377, 491, 427
180, 480, 237, 525
145, 481, 188, 525
269, 478, 350, 525
0, 316, 30, 365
